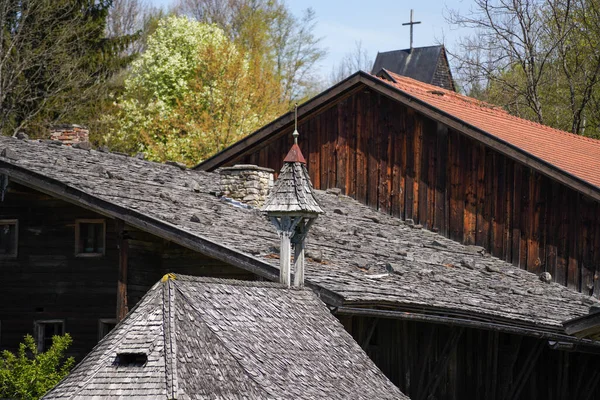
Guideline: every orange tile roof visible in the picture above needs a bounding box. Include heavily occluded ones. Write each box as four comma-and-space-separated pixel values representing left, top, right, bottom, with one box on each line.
377, 70, 600, 190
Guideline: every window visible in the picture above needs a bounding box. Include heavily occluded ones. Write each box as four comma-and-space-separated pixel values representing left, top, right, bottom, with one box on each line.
98, 319, 117, 341
34, 320, 65, 352
114, 352, 147, 366
75, 219, 105, 256
0, 219, 18, 258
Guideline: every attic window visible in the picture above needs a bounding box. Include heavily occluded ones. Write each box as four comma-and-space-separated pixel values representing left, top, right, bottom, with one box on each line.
115, 352, 147, 366
75, 219, 105, 257
98, 319, 117, 341
0, 220, 17, 258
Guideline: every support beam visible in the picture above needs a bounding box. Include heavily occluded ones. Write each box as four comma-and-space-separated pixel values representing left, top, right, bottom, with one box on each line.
293, 239, 305, 287
116, 220, 129, 322
280, 232, 291, 287
420, 327, 464, 400
360, 318, 379, 350
508, 340, 544, 400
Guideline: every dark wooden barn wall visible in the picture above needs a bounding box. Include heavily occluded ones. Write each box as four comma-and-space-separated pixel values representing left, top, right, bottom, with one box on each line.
339, 315, 600, 400
232, 89, 600, 295
0, 183, 254, 359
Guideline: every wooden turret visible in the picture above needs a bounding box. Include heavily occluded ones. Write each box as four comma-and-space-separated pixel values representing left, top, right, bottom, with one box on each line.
262, 105, 323, 287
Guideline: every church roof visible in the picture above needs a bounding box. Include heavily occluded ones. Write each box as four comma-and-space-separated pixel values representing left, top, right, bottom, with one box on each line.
0, 137, 598, 344
371, 45, 454, 90
43, 275, 406, 399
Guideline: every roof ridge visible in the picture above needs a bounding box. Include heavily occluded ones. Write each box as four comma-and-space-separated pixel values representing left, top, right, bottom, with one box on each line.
172, 282, 277, 398
172, 274, 303, 289
380, 71, 600, 147
163, 279, 179, 398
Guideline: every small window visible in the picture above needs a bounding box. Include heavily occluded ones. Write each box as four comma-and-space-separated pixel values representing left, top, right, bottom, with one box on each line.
75, 219, 105, 256
0, 219, 18, 258
34, 320, 65, 352
98, 319, 117, 341
114, 352, 147, 366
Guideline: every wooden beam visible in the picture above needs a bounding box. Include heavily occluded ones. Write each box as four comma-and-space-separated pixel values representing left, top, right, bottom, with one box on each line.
116, 220, 129, 322
280, 232, 291, 287
293, 239, 305, 287
420, 327, 464, 400
360, 317, 379, 350
507, 340, 545, 400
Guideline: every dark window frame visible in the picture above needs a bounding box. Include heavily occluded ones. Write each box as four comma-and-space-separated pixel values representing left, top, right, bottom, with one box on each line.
75, 219, 106, 257
0, 219, 18, 259
34, 319, 65, 352
98, 318, 117, 341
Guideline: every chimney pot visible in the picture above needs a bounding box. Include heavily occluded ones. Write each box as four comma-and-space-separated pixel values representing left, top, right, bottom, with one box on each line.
49, 124, 89, 146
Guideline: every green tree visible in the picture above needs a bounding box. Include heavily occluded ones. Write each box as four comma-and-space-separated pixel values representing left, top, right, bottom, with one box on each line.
0, 0, 136, 137
105, 16, 286, 164
0, 334, 74, 400
175, 0, 326, 103
448, 0, 600, 137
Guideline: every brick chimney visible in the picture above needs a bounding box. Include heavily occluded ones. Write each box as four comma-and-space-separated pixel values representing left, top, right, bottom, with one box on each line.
218, 165, 274, 207
49, 124, 89, 146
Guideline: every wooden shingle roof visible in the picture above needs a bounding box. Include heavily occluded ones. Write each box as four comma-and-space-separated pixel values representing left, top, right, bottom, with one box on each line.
0, 137, 598, 341
43, 275, 407, 399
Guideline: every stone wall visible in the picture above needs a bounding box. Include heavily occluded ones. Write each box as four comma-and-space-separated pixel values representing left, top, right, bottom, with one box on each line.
49, 124, 89, 145
218, 165, 274, 207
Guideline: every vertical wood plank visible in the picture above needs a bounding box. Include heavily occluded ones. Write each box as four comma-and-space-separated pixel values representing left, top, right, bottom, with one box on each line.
405, 109, 415, 220
356, 91, 368, 203
568, 191, 580, 290
519, 168, 530, 270
434, 123, 448, 236
449, 130, 464, 242
556, 185, 569, 286
413, 113, 422, 223
336, 102, 347, 194
527, 171, 542, 274
367, 92, 379, 209
475, 144, 487, 248
463, 138, 477, 245
116, 220, 129, 322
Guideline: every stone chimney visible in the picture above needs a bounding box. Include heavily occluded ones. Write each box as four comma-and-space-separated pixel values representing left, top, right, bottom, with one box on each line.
49, 124, 89, 146
218, 165, 274, 207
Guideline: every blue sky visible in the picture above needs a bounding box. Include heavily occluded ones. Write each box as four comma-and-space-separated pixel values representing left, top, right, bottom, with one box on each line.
150, 0, 473, 78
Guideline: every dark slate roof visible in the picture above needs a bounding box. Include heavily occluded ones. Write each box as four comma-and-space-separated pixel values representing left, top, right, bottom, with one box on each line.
0, 137, 598, 337
371, 45, 444, 85
262, 147, 323, 215
43, 275, 406, 399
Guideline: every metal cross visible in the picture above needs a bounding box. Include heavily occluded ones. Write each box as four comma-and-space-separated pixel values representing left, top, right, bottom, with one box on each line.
402, 9, 421, 50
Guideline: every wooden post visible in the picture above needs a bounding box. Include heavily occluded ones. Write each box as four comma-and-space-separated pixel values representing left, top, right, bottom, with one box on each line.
280, 232, 291, 287
116, 220, 129, 322
293, 239, 305, 287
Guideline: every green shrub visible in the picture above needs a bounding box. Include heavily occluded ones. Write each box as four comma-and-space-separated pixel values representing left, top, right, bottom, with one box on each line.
0, 334, 75, 400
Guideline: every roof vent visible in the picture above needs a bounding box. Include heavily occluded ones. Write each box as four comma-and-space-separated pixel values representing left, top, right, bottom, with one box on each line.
114, 352, 147, 366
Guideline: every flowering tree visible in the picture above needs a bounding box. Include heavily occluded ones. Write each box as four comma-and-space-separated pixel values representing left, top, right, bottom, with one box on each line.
105, 16, 286, 165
